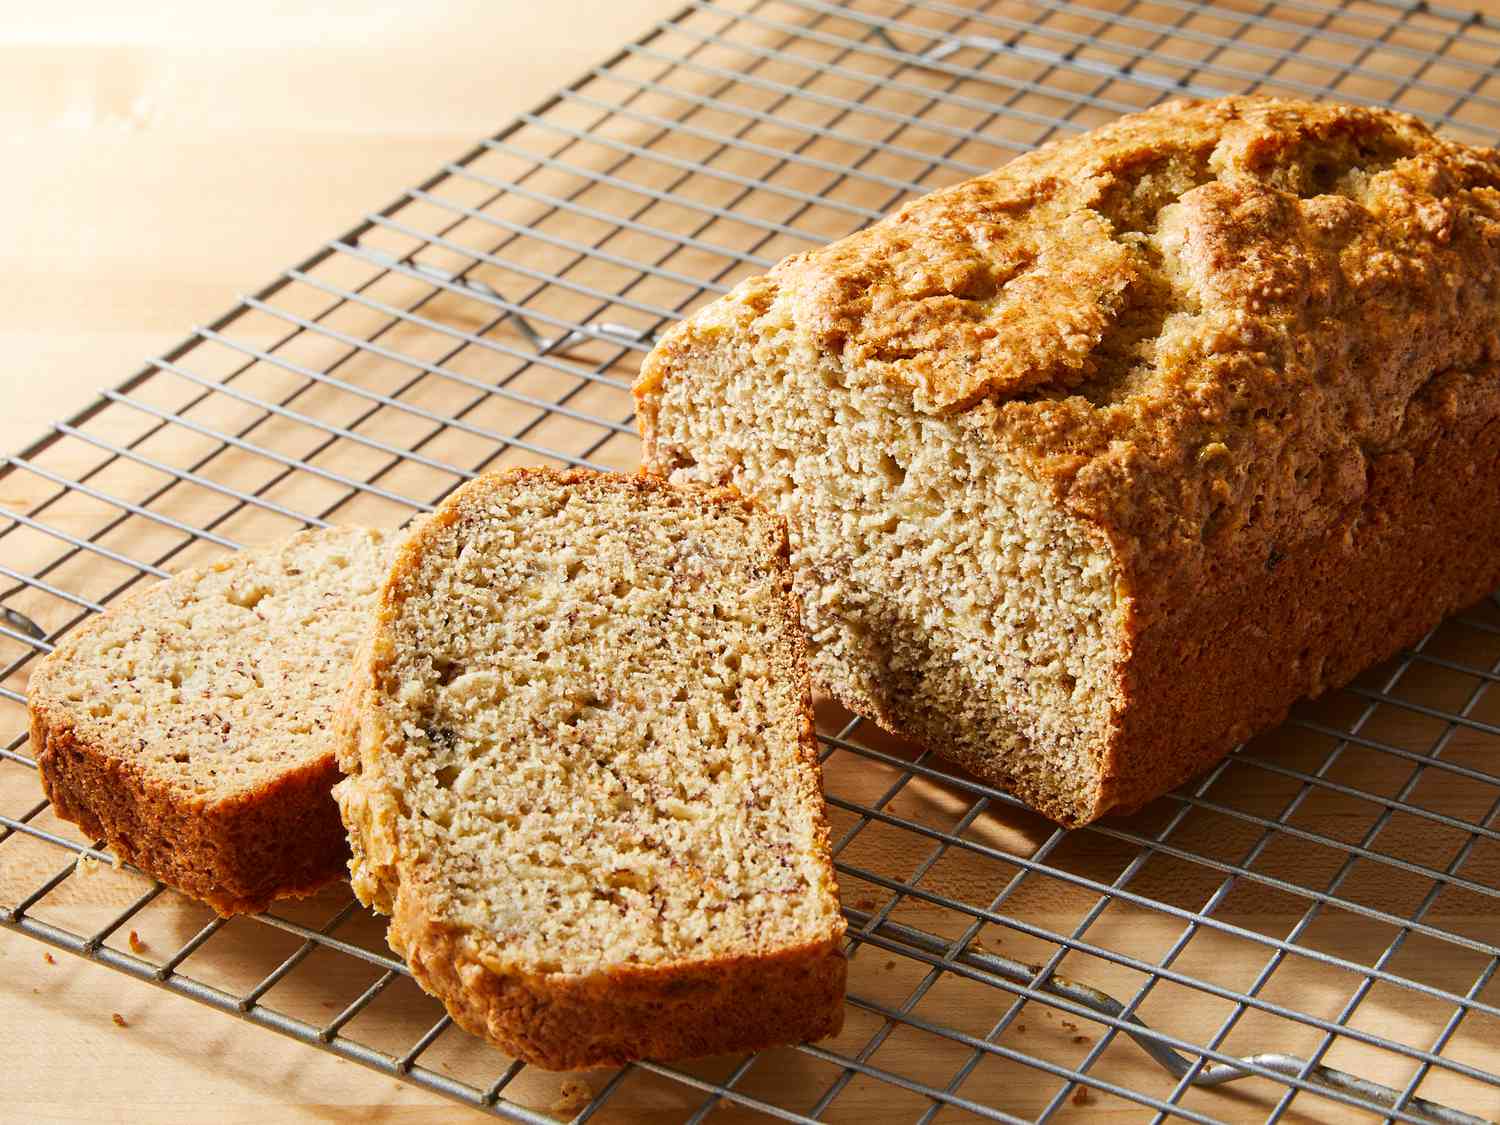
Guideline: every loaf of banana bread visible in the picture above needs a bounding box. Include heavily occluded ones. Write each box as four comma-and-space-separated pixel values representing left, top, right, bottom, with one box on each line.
635, 96, 1500, 826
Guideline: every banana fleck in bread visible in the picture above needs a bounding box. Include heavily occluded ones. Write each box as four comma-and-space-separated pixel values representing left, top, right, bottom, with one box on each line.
635, 96, 1500, 826
334, 468, 846, 1070
29, 527, 388, 915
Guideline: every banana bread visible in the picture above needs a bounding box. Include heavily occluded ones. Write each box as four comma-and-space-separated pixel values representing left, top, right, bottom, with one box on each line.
635, 96, 1500, 826
334, 468, 846, 1069
29, 527, 388, 914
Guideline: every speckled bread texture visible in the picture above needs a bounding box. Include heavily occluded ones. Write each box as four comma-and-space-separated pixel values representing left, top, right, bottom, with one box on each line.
635, 96, 1500, 826
28, 527, 388, 915
334, 468, 846, 1070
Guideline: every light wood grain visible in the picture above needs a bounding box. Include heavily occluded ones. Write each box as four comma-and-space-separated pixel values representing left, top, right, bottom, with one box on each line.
4, 2, 1500, 1123
0, 0, 677, 457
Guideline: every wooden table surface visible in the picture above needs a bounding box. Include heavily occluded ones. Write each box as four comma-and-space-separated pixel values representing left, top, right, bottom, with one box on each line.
5, 2, 1500, 1124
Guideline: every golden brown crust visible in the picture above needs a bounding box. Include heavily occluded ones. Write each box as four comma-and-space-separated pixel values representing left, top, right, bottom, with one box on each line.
390, 904, 845, 1070
1097, 365, 1500, 820
337, 467, 846, 1069
636, 96, 1500, 824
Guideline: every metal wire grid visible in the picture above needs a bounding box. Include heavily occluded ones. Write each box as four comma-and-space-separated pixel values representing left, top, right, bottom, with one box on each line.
1, 0, 1498, 1121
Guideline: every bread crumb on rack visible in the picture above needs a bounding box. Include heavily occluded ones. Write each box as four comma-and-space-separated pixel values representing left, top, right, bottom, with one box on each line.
43, 952, 56, 965
1071, 1087, 1090, 1107
1072, 1035, 1089, 1044
550, 1078, 593, 1115
111, 1012, 128, 1028
75, 854, 100, 878
127, 930, 147, 954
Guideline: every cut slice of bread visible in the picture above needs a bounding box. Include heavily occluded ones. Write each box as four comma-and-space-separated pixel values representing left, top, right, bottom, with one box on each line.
335, 468, 846, 1069
29, 526, 388, 916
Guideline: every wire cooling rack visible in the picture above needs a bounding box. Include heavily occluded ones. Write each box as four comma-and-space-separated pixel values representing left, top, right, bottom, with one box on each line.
3, 0, 1499, 1121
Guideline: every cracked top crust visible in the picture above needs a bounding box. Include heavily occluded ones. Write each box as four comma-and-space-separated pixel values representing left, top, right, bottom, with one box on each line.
644, 97, 1500, 610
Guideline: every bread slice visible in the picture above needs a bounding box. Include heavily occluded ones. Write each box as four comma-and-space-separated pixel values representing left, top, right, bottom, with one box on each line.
29, 526, 388, 916
334, 468, 846, 1070
635, 95, 1500, 825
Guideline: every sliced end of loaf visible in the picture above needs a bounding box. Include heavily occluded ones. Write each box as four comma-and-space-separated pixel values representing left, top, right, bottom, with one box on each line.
28, 526, 388, 914
637, 319, 1126, 826
336, 467, 846, 1067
